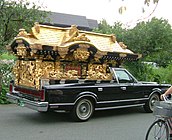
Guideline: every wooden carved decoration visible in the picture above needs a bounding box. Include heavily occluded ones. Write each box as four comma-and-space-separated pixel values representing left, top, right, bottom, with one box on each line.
62, 25, 90, 44
17, 29, 28, 38
94, 51, 107, 61
110, 34, 116, 43
31, 22, 41, 39
12, 60, 83, 89
119, 42, 127, 49
73, 48, 90, 61
18, 60, 35, 87
75, 33, 90, 42
58, 47, 69, 58
49, 62, 62, 79
34, 22, 40, 33
16, 44, 27, 58
87, 64, 112, 80
12, 60, 20, 85
63, 70, 78, 79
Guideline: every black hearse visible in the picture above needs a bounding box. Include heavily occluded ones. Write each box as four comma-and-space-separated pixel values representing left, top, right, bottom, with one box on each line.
6, 23, 170, 121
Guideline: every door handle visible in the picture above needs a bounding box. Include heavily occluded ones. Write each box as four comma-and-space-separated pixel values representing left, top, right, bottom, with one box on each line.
121, 87, 126, 90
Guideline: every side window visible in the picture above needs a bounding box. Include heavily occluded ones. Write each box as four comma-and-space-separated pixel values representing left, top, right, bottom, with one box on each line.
115, 70, 133, 83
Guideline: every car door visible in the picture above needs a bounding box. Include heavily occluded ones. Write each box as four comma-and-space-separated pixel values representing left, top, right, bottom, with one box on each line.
114, 68, 147, 102
95, 68, 147, 109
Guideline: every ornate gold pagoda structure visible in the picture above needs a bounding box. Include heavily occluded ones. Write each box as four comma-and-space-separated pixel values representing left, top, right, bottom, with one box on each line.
8, 23, 140, 89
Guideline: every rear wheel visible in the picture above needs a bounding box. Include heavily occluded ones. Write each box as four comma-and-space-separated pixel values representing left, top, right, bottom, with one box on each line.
71, 98, 94, 122
145, 119, 169, 140
144, 93, 160, 113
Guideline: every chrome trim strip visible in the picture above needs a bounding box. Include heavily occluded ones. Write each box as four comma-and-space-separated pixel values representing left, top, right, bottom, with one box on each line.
95, 103, 145, 111
49, 98, 148, 108
97, 98, 148, 104
49, 103, 75, 106
6, 93, 48, 112
75, 92, 97, 103
148, 91, 161, 98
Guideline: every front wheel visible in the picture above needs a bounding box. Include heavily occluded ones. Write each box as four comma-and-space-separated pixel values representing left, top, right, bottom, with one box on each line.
145, 119, 169, 140
71, 98, 94, 122
144, 93, 160, 113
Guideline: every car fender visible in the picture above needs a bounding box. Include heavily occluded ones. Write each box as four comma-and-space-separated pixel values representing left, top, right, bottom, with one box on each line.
74, 91, 98, 104
148, 88, 162, 98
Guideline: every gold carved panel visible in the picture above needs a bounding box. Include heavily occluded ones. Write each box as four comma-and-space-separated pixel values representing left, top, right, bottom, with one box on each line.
87, 64, 112, 80
13, 59, 113, 89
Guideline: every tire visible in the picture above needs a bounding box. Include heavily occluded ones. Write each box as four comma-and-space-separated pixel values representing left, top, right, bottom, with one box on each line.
71, 98, 94, 122
144, 93, 160, 113
145, 119, 169, 140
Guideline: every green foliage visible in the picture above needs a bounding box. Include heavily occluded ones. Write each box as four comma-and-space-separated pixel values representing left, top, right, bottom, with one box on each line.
94, 19, 127, 41
0, 0, 49, 54
124, 18, 172, 67
0, 58, 14, 104
0, 60, 14, 86
0, 53, 16, 60
159, 64, 172, 84
124, 60, 154, 82
0, 84, 10, 104
124, 61, 172, 84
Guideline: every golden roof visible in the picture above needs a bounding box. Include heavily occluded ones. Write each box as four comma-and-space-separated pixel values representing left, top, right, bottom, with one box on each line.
9, 23, 141, 61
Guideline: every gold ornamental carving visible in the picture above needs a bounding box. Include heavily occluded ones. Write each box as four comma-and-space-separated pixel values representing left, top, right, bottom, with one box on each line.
63, 70, 78, 79
33, 22, 40, 33
87, 64, 112, 80
119, 53, 127, 57
110, 34, 116, 43
16, 44, 27, 58
13, 60, 83, 89
18, 60, 36, 87
58, 47, 69, 58
31, 22, 41, 39
74, 33, 90, 42
119, 42, 127, 49
73, 48, 90, 61
94, 51, 107, 60
12, 60, 20, 85
17, 29, 28, 38
62, 25, 90, 44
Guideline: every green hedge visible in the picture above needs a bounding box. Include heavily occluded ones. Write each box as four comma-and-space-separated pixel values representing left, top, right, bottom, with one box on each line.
0, 57, 14, 104
124, 61, 172, 84
0, 84, 10, 104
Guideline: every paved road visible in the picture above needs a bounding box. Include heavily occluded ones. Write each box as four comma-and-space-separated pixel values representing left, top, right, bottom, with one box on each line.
0, 104, 154, 140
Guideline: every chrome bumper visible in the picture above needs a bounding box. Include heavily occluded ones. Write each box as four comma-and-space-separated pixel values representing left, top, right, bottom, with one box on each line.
6, 93, 49, 112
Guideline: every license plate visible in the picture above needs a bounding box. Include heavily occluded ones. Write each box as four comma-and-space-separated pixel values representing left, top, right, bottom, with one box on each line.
18, 99, 25, 107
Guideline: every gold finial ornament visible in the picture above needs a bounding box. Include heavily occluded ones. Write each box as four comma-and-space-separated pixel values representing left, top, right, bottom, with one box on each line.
110, 34, 116, 42
61, 25, 90, 44
119, 42, 127, 49
17, 29, 28, 38
34, 22, 40, 33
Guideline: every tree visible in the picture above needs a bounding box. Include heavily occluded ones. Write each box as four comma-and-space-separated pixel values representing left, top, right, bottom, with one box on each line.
94, 19, 127, 42
0, 0, 49, 54
124, 18, 172, 67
